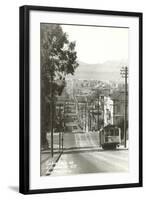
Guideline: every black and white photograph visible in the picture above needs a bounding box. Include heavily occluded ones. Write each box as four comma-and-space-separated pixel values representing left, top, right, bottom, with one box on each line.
0, 0, 145, 198
40, 23, 129, 176
19, 6, 142, 194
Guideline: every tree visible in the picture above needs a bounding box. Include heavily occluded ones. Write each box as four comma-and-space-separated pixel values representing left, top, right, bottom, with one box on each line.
41, 24, 78, 147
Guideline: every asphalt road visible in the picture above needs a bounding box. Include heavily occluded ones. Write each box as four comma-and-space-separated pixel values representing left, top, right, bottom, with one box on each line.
51, 149, 128, 176
41, 132, 128, 176
63, 132, 100, 149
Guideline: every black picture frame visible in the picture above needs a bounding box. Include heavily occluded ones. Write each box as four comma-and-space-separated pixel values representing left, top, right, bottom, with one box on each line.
19, 5, 143, 194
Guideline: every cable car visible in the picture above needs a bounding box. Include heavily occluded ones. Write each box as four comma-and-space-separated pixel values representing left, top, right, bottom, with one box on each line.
99, 124, 121, 150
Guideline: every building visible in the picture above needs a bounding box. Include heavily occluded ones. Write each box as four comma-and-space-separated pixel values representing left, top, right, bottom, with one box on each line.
104, 96, 113, 126
111, 89, 128, 139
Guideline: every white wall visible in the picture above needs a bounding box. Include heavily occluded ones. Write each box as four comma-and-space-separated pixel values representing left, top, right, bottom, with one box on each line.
0, 0, 145, 199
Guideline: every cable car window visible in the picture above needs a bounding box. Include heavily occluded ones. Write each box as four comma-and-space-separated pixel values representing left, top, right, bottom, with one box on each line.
115, 129, 119, 136
110, 129, 114, 136
105, 130, 109, 136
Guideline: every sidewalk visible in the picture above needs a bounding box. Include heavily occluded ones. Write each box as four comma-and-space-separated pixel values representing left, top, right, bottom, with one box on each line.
120, 139, 129, 150
41, 150, 62, 176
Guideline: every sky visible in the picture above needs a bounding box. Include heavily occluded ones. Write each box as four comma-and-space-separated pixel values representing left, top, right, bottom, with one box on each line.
61, 25, 128, 64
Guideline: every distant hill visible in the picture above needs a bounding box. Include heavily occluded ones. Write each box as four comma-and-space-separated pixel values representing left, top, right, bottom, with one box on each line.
67, 60, 128, 82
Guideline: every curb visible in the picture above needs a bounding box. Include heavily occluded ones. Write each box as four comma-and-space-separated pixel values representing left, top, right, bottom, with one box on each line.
46, 151, 63, 176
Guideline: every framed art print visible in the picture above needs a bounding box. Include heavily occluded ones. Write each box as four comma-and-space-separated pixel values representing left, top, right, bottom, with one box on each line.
19, 5, 143, 194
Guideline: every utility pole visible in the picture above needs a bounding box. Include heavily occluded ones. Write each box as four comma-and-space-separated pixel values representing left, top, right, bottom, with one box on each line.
49, 40, 56, 159
50, 73, 54, 158
61, 101, 66, 151
88, 109, 90, 131
113, 99, 116, 125
58, 104, 61, 152
84, 101, 86, 132
92, 102, 94, 131
120, 66, 128, 148
85, 98, 89, 132
97, 96, 99, 131
101, 95, 104, 128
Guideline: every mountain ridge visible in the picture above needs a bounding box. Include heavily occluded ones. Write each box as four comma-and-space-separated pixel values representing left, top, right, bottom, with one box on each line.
67, 60, 128, 82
